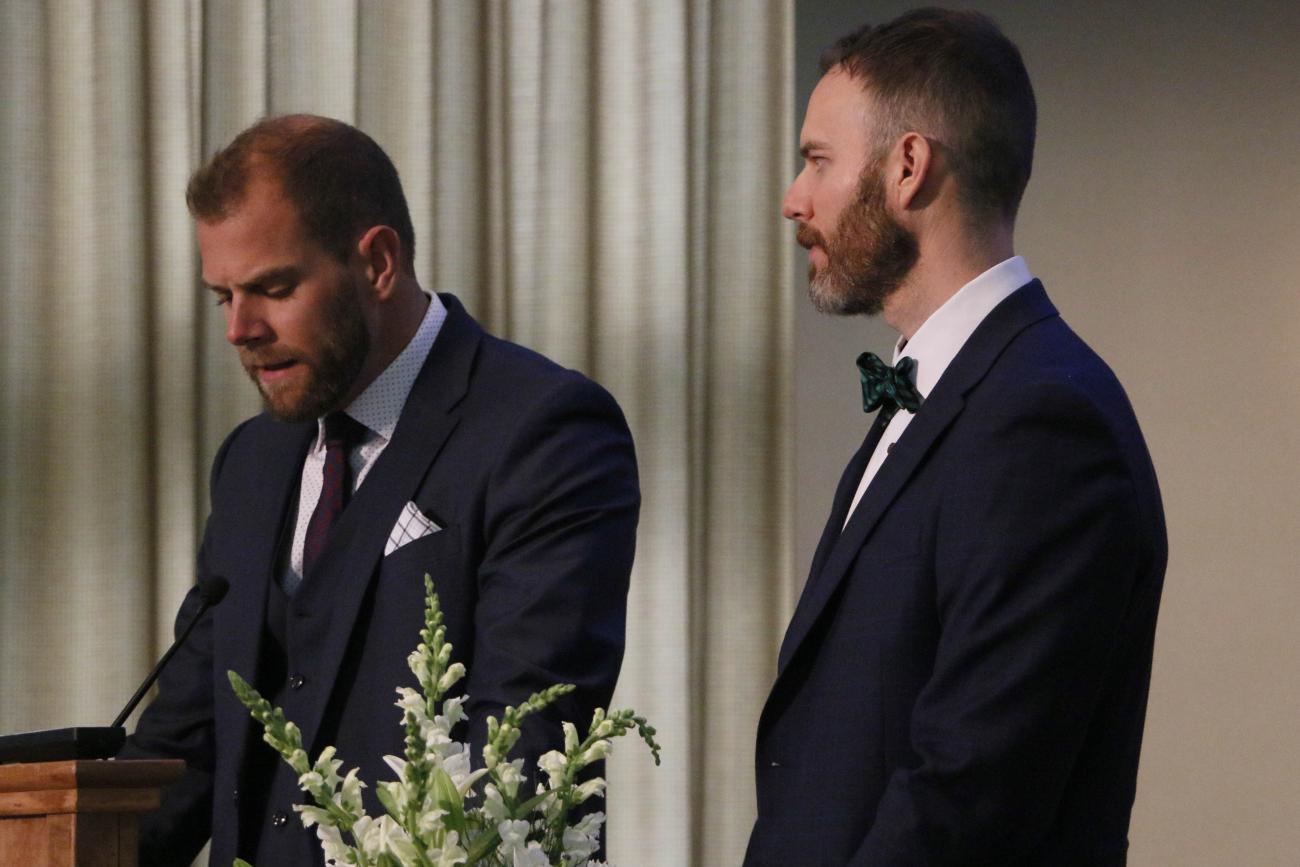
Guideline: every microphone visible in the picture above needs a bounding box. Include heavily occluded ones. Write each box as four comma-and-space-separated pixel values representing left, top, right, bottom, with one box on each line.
111, 575, 229, 729
0, 575, 230, 765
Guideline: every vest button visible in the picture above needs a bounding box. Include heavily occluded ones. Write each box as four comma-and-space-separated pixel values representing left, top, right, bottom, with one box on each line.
288, 674, 305, 690
272, 811, 288, 828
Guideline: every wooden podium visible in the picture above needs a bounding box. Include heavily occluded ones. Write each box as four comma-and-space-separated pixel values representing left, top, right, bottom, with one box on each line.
0, 759, 184, 866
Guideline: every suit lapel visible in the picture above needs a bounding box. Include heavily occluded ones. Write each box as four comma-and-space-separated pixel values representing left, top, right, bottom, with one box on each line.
288, 295, 482, 752
219, 419, 315, 785
779, 412, 889, 671
775, 281, 1058, 678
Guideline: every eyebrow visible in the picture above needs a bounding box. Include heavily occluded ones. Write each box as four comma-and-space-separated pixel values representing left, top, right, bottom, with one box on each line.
799, 140, 831, 159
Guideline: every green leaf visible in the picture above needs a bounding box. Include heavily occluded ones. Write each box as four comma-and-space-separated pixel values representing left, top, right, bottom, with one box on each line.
464, 825, 503, 862
375, 784, 401, 821
430, 767, 466, 833
233, 860, 255, 867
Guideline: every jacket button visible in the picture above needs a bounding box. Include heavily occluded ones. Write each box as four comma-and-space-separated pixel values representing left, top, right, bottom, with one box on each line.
272, 811, 288, 828
231, 788, 239, 803
288, 674, 305, 690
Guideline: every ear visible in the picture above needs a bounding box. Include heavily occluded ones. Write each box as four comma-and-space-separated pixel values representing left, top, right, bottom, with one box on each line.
892, 132, 933, 210
355, 225, 402, 298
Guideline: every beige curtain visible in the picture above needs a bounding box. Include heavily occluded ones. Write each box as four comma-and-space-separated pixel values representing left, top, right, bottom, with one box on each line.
0, 1, 793, 863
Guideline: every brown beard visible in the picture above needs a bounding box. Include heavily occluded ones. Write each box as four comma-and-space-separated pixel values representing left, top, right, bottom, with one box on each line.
240, 276, 370, 423
798, 161, 919, 316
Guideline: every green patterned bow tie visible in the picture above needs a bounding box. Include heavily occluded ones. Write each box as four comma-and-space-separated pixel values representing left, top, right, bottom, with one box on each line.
857, 351, 923, 424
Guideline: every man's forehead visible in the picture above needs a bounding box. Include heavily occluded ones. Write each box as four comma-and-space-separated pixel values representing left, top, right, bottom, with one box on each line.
801, 67, 875, 147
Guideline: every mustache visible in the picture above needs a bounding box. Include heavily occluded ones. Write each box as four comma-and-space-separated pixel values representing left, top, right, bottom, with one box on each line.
795, 223, 825, 250
239, 348, 296, 369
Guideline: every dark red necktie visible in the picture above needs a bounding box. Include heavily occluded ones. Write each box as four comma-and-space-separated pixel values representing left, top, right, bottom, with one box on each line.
302, 412, 366, 581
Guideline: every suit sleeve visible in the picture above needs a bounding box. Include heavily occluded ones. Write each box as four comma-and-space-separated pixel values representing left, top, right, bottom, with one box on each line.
851, 381, 1151, 865
464, 374, 640, 763
119, 421, 248, 866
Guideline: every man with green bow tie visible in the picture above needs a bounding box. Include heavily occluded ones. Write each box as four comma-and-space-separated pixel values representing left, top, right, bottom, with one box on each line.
747, 9, 1167, 866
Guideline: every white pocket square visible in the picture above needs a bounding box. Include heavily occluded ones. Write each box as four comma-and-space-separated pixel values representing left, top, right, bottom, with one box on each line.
385, 501, 442, 556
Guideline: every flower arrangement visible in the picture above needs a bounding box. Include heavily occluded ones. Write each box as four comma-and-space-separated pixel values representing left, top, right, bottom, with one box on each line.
229, 575, 659, 867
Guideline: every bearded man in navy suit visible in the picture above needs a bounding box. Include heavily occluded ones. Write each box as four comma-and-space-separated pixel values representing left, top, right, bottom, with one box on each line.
746, 10, 1166, 866
122, 115, 639, 865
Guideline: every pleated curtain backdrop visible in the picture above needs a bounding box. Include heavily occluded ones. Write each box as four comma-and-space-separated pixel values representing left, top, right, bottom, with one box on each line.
0, 1, 794, 864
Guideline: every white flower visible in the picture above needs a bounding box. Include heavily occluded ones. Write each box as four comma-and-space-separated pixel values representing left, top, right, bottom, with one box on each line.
537, 750, 568, 789
513, 842, 552, 867
415, 806, 448, 836
396, 687, 427, 720
573, 777, 606, 804
498, 818, 531, 849
562, 823, 599, 861
296, 805, 332, 829
431, 830, 468, 867
383, 754, 409, 779
335, 767, 366, 814
570, 811, 605, 836
578, 739, 611, 767
379, 779, 413, 814
437, 695, 468, 729
563, 722, 580, 753
495, 758, 526, 799
314, 822, 350, 865
437, 662, 466, 694
498, 820, 551, 866
483, 783, 509, 822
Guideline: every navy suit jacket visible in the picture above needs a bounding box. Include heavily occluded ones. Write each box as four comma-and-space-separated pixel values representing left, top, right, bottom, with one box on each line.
745, 282, 1166, 866
124, 294, 639, 865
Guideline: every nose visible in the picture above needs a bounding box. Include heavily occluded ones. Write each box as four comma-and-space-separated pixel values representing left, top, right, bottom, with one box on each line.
225, 295, 270, 347
782, 170, 810, 222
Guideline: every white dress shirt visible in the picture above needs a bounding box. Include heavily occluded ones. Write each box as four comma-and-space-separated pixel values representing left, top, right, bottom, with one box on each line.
843, 256, 1033, 525
281, 293, 448, 590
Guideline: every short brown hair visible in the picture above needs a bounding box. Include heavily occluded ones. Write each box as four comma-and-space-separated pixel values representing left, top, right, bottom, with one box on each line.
187, 114, 416, 271
822, 8, 1036, 222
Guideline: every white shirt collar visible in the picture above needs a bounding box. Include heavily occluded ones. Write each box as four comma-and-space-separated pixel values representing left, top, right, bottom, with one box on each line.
893, 256, 1032, 396
324, 293, 448, 446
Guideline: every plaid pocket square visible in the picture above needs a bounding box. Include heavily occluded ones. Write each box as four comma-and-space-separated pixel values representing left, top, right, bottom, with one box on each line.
385, 501, 442, 556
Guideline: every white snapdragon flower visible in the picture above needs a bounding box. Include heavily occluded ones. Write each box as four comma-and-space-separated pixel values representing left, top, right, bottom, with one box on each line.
431, 830, 468, 867
514, 843, 552, 867
562, 826, 599, 861
572, 777, 606, 804
299, 746, 343, 791
335, 767, 366, 815
495, 758, 526, 799
578, 739, 611, 767
498, 818, 531, 850
498, 820, 551, 866
415, 806, 448, 836
483, 782, 509, 822
562, 810, 606, 862
563, 722, 580, 753
309, 821, 349, 865
537, 750, 568, 789
437, 662, 467, 695
396, 687, 429, 721
383, 754, 409, 779
436, 695, 468, 730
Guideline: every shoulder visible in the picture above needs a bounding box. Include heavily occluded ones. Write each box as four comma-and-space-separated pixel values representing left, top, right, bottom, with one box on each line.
464, 330, 629, 429
970, 313, 1144, 443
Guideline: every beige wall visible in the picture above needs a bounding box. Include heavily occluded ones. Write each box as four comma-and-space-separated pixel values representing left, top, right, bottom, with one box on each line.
793, 2, 1300, 864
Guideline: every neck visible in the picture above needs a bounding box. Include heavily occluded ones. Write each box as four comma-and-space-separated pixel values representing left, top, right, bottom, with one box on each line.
341, 280, 430, 408
883, 220, 1014, 340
